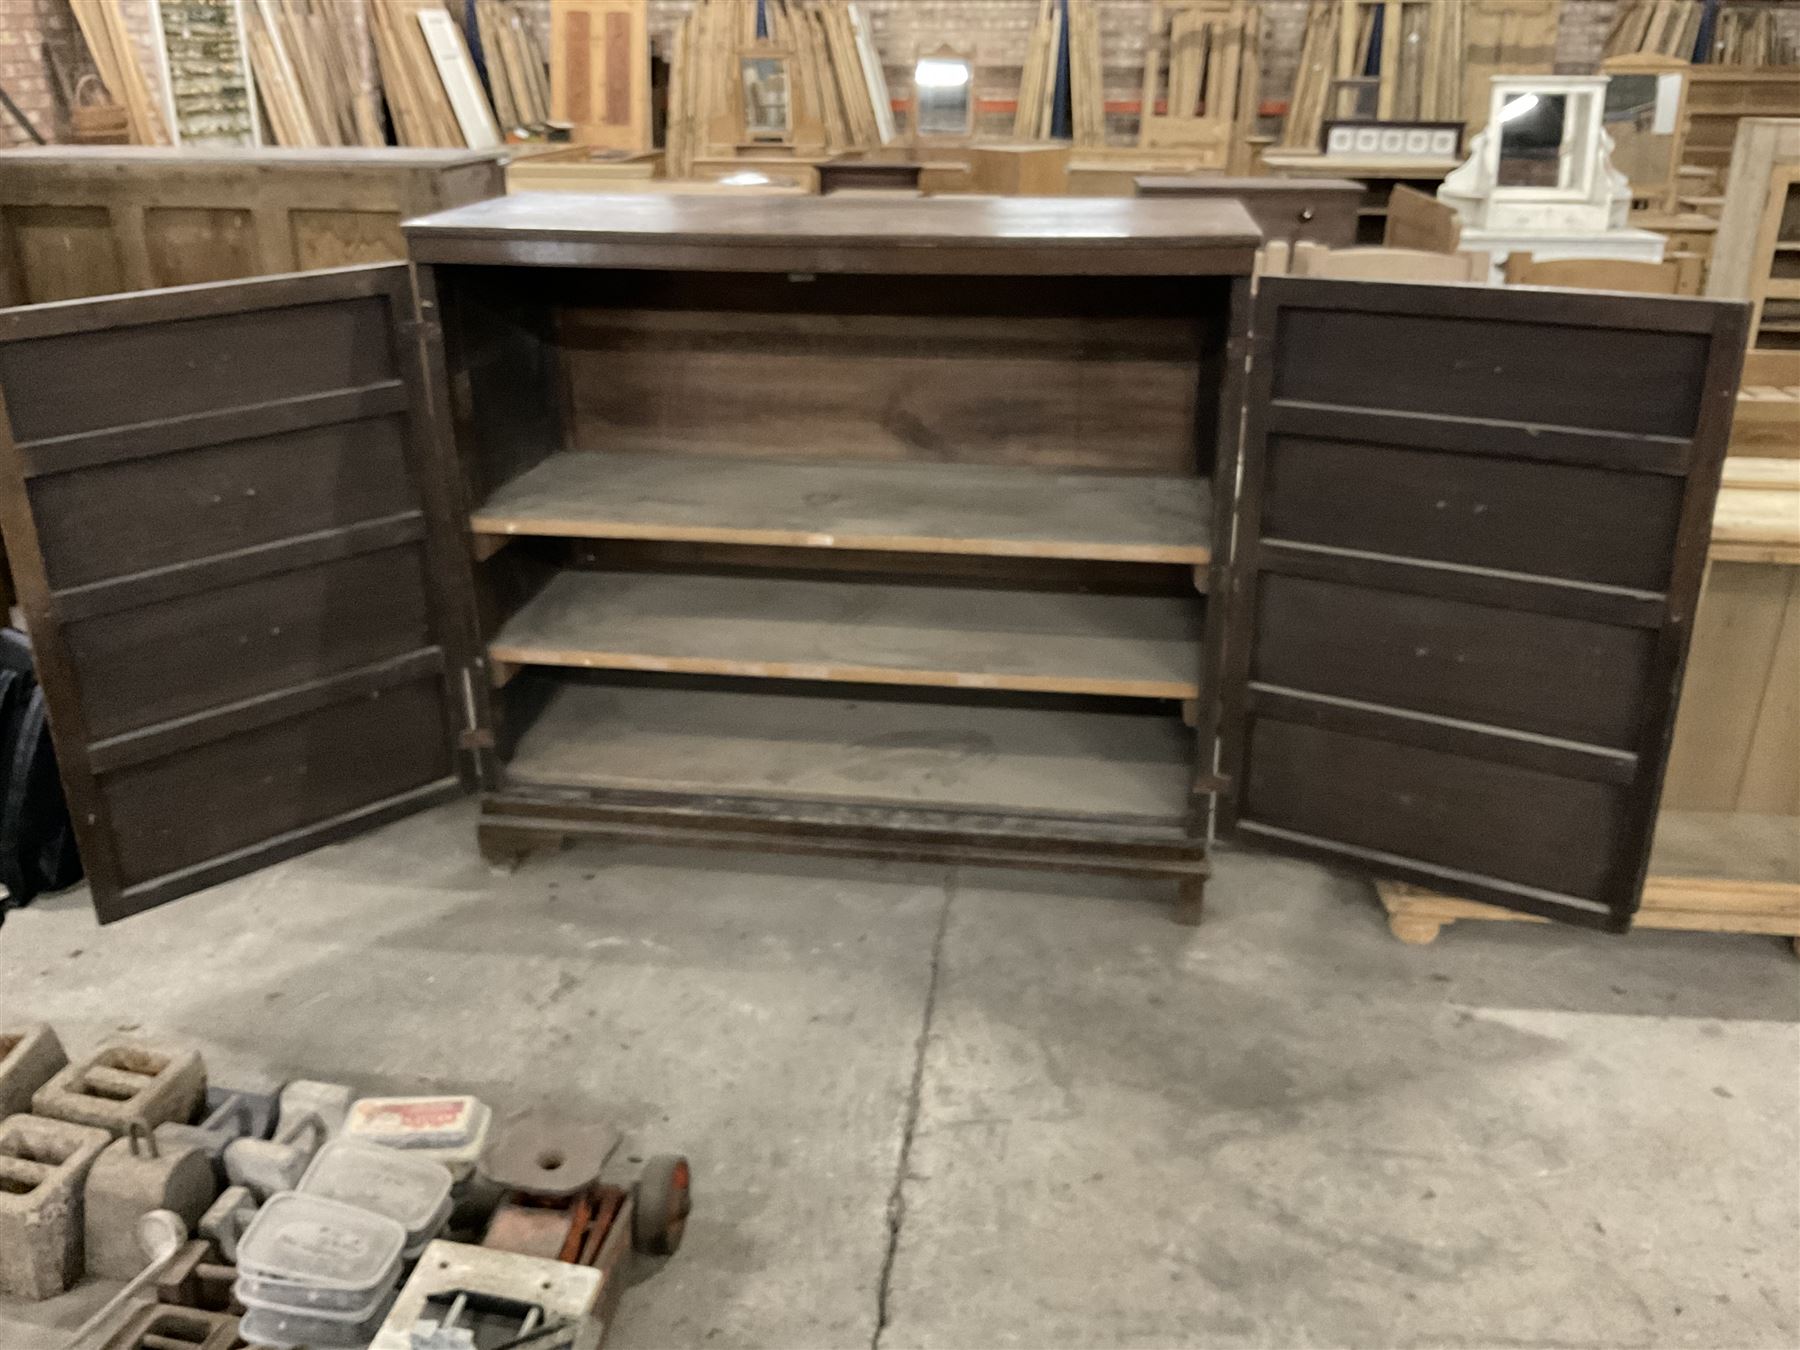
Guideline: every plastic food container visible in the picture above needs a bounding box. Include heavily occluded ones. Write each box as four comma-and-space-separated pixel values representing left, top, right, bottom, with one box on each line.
344, 1095, 494, 1182
234, 1191, 406, 1314
299, 1139, 454, 1255
239, 1287, 398, 1349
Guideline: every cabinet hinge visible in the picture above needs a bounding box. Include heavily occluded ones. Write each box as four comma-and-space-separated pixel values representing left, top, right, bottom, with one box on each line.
456, 667, 491, 752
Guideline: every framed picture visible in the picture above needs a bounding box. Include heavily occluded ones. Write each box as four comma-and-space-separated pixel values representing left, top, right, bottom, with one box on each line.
1321, 121, 1464, 163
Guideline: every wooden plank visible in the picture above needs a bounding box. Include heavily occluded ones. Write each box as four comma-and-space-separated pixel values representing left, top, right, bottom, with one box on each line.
502, 679, 1193, 825
470, 453, 1213, 564
490, 569, 1203, 699
417, 7, 502, 150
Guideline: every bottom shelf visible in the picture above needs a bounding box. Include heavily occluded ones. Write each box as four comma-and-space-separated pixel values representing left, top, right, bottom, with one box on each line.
502, 677, 1195, 827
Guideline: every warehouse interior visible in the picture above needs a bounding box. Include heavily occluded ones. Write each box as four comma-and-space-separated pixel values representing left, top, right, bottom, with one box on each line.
0, 1, 1796, 1348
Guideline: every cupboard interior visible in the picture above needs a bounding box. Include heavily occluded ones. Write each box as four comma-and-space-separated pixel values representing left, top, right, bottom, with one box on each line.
442, 264, 1237, 830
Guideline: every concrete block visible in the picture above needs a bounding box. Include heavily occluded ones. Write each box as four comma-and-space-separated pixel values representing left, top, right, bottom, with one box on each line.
0, 1024, 66, 1121
84, 1123, 217, 1280
33, 1040, 205, 1135
0, 1113, 109, 1299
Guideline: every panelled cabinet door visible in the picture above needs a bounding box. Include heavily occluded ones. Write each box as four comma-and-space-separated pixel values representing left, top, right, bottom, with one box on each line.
1224, 277, 1747, 932
0, 264, 475, 924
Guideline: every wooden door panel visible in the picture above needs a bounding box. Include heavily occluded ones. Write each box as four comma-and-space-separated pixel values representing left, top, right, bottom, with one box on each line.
1227, 278, 1747, 931
0, 293, 397, 440
28, 416, 417, 589
0, 265, 474, 923
66, 547, 434, 742
101, 681, 454, 888
1241, 719, 1633, 903
1262, 436, 1686, 591
1252, 573, 1656, 749
1270, 295, 1713, 437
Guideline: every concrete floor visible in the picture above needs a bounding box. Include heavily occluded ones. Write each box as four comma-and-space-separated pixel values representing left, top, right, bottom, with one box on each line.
0, 799, 1795, 1349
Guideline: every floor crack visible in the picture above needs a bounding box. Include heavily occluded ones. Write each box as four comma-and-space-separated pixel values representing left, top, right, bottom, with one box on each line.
871, 869, 956, 1349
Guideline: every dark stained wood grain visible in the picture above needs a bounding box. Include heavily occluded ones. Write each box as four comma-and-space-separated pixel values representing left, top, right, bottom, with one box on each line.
0, 264, 473, 923
67, 546, 434, 741
1223, 275, 1749, 932
101, 676, 453, 886
403, 192, 1261, 275
1240, 718, 1631, 903
28, 416, 418, 589
1261, 434, 1686, 592
1251, 572, 1655, 749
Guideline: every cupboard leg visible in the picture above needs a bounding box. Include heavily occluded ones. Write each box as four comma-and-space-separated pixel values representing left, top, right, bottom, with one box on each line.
1174, 876, 1205, 926
479, 825, 540, 873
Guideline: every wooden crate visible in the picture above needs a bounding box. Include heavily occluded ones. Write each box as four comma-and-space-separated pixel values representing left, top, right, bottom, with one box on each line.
967, 144, 1070, 196
0, 147, 504, 307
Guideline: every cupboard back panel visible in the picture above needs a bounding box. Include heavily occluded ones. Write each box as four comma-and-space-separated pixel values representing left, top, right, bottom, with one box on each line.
560, 306, 1203, 472
449, 268, 1230, 477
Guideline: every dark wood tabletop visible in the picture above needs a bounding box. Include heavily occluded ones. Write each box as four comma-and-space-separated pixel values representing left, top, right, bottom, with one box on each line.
402, 191, 1263, 275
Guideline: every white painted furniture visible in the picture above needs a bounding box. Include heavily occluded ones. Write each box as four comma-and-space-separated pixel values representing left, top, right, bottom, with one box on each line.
1443, 76, 1664, 281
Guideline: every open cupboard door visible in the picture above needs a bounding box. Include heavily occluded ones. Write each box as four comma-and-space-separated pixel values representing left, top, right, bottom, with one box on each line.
0, 265, 475, 924
1223, 277, 1747, 933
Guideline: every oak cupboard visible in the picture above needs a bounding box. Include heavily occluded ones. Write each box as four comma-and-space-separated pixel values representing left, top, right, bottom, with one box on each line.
0, 193, 1746, 934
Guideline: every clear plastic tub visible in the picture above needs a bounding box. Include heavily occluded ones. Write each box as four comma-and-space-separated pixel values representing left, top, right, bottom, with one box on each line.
299, 1138, 454, 1253
239, 1286, 398, 1349
234, 1191, 406, 1314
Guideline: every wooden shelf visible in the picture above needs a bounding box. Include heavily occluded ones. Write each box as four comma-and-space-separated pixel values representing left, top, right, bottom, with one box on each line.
471, 453, 1213, 565
490, 570, 1203, 699
504, 679, 1195, 825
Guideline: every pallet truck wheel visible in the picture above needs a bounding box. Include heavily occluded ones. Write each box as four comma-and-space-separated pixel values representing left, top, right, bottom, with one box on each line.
632, 1155, 691, 1256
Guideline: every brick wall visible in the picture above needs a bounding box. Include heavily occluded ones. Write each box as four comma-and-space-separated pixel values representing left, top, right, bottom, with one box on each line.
1, 0, 165, 148
0, 0, 79, 146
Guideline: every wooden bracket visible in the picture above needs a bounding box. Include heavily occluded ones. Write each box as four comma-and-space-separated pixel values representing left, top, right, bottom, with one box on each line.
472, 533, 512, 562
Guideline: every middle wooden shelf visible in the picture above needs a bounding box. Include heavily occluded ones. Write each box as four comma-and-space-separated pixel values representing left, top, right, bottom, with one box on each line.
471, 452, 1214, 566
488, 569, 1204, 699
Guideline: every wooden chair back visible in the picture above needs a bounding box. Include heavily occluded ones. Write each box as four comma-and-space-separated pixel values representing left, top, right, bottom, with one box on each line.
1502, 253, 1684, 294
1382, 185, 1462, 253
1290, 242, 1489, 283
